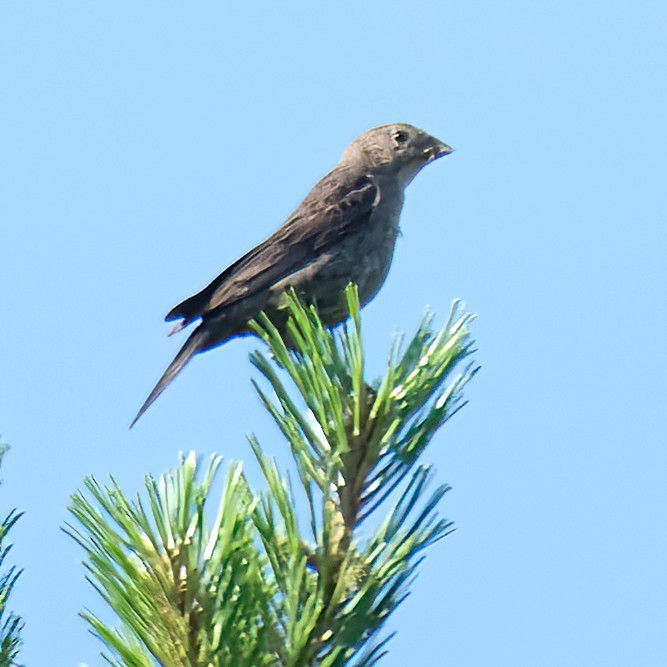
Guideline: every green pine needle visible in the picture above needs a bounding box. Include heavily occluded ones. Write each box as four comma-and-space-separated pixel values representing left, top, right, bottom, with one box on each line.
68, 284, 477, 665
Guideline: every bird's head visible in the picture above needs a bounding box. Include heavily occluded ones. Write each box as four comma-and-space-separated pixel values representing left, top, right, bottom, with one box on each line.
342, 123, 453, 186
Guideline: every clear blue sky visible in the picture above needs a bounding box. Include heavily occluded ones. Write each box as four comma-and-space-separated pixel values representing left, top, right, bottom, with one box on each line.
2, 2, 666, 665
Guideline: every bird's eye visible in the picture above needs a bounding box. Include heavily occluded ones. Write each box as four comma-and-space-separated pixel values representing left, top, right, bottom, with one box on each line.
393, 130, 409, 144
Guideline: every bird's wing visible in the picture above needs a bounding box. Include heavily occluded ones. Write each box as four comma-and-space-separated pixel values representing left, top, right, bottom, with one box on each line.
166, 171, 378, 325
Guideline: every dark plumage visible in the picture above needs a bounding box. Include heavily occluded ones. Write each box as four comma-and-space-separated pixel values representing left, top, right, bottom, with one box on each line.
131, 123, 453, 426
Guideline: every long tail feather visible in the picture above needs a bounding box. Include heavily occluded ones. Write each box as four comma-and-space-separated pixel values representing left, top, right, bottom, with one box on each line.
130, 328, 206, 428
167, 321, 185, 337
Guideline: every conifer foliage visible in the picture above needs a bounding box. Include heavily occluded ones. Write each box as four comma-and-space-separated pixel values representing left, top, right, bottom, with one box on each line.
68, 287, 477, 666
0, 446, 23, 667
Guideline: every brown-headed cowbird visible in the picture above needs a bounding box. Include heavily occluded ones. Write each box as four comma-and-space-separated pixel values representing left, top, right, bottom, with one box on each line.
131, 123, 453, 426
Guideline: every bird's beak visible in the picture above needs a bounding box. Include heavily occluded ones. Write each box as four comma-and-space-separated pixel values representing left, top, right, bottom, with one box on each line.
424, 141, 454, 163
437, 142, 454, 157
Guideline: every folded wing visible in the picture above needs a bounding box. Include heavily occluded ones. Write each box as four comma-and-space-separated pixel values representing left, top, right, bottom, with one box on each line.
166, 170, 379, 327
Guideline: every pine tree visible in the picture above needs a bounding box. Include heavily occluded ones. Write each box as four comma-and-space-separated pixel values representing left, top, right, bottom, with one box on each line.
0, 445, 24, 667
67, 286, 477, 666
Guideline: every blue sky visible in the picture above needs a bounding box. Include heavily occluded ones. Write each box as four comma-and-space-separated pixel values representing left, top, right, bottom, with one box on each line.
1, 1, 666, 665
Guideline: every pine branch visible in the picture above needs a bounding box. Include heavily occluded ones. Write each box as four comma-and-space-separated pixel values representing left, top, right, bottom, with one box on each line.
66, 453, 280, 666
68, 285, 477, 665
0, 444, 24, 667
248, 286, 477, 664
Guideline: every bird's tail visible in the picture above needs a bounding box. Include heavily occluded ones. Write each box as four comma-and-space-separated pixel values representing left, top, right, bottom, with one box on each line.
130, 328, 207, 428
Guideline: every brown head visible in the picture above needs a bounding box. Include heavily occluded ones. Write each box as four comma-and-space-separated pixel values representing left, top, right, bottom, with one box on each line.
341, 123, 453, 185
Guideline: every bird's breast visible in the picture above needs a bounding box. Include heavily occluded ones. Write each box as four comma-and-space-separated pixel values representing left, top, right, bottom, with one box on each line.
315, 187, 402, 321
268, 180, 403, 326
353, 182, 403, 302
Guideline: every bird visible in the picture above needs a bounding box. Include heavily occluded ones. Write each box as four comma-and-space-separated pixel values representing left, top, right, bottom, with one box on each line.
131, 123, 453, 427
